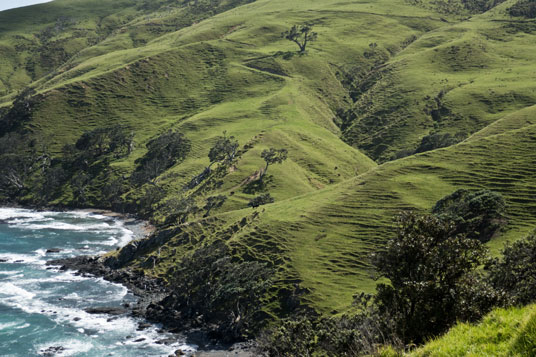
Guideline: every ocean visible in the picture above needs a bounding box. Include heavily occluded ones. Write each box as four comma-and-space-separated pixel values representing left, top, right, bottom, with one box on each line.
0, 208, 194, 356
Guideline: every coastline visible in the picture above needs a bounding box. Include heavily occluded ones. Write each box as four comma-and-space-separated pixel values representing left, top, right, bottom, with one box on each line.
41, 207, 255, 357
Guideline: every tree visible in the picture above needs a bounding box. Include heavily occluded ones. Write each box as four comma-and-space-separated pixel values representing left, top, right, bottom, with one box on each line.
260, 148, 288, 178
248, 193, 274, 208
162, 196, 198, 225
0, 153, 33, 196
488, 233, 536, 305
204, 194, 227, 217
169, 243, 272, 340
185, 132, 239, 190
509, 0, 536, 18
132, 130, 190, 185
372, 212, 496, 343
432, 189, 507, 242
75, 125, 133, 159
0, 87, 38, 136
208, 131, 239, 168
281, 24, 317, 53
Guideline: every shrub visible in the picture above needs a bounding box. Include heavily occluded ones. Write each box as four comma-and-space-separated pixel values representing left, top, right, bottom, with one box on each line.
488, 233, 536, 305
131, 130, 190, 185
248, 193, 274, 208
0, 88, 39, 135
432, 189, 507, 242
372, 212, 496, 343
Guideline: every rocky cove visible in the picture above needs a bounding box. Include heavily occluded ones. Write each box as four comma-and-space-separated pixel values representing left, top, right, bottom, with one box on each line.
47, 219, 256, 357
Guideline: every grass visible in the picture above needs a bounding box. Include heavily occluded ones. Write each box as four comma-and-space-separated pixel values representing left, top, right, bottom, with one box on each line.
1, 0, 536, 320
410, 304, 536, 356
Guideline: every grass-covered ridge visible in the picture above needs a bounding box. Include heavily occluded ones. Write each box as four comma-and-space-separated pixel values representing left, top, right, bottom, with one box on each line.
1, 0, 536, 336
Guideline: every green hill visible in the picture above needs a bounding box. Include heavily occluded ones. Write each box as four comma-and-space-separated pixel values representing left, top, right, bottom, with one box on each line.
410, 304, 536, 356
1, 0, 536, 335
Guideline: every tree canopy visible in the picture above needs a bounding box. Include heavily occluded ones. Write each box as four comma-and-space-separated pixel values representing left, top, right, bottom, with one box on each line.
281, 24, 317, 53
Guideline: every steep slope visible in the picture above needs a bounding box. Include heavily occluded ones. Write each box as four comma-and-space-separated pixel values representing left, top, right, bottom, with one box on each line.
410, 304, 536, 356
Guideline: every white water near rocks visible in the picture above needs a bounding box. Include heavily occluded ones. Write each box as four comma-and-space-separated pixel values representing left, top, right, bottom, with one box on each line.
0, 208, 195, 356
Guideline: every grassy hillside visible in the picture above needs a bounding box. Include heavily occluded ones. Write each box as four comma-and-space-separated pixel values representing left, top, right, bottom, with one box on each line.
410, 304, 536, 356
1, 0, 536, 325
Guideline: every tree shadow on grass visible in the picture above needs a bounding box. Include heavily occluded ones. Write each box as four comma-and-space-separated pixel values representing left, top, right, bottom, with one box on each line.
242, 175, 274, 194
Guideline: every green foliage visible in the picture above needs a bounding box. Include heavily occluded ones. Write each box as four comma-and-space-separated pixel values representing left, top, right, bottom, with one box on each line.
488, 233, 536, 306
160, 196, 198, 225
509, 0, 536, 18
248, 193, 274, 208
74, 125, 133, 159
260, 148, 288, 178
372, 211, 495, 343
0, 88, 38, 135
414, 132, 466, 154
281, 24, 318, 53
169, 242, 272, 340
462, 0, 506, 12
433, 189, 507, 243
208, 132, 239, 167
131, 130, 190, 185
203, 194, 227, 217
257, 298, 399, 357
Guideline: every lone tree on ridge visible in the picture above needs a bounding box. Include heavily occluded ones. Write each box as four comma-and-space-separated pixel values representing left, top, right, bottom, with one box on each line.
281, 24, 317, 53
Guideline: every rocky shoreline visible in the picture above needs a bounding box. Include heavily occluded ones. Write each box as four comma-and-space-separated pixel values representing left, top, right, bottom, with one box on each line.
2, 205, 256, 355
47, 241, 255, 356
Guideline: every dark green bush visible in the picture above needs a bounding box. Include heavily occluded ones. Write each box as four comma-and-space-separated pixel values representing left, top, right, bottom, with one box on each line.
432, 189, 507, 242
131, 130, 190, 185
372, 212, 496, 343
248, 193, 274, 208
488, 233, 536, 305
509, 0, 536, 18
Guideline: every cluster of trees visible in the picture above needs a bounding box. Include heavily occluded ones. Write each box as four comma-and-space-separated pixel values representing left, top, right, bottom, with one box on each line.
167, 242, 273, 340
423, 0, 506, 14
158, 132, 286, 227
0, 88, 39, 135
257, 189, 525, 356
509, 0, 536, 18
414, 131, 467, 154
131, 130, 190, 186
462, 0, 506, 12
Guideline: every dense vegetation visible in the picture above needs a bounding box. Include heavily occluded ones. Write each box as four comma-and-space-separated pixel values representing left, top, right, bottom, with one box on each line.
1, 0, 536, 354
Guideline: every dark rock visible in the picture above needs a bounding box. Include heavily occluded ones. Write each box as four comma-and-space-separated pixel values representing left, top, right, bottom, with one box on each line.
73, 317, 82, 321
46, 248, 62, 254
85, 307, 127, 315
0, 259, 8, 263
137, 322, 152, 331
39, 345, 65, 356
133, 337, 146, 342
156, 338, 177, 345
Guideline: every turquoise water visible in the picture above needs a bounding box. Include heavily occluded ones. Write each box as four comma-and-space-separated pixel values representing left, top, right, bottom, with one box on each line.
0, 208, 194, 357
